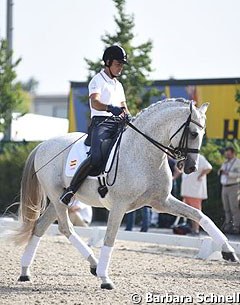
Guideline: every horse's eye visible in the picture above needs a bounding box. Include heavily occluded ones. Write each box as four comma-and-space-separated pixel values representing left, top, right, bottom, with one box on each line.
191, 131, 198, 138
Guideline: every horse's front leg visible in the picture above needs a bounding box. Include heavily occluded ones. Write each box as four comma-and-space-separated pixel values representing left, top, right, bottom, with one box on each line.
97, 201, 126, 290
153, 195, 239, 262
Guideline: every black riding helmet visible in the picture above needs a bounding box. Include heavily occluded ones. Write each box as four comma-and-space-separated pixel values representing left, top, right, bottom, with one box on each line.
102, 45, 128, 66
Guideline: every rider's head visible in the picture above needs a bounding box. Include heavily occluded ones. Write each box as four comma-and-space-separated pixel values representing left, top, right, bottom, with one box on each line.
102, 45, 128, 78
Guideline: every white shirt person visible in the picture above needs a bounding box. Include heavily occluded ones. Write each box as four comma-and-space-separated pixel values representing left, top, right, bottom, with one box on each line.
60, 45, 131, 206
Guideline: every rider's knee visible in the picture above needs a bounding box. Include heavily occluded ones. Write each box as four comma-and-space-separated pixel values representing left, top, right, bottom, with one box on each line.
90, 154, 102, 168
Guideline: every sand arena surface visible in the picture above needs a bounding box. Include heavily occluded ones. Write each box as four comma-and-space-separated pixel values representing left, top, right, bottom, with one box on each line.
0, 235, 240, 305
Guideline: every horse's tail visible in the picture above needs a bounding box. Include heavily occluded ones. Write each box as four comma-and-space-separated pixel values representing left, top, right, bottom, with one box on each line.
13, 144, 47, 246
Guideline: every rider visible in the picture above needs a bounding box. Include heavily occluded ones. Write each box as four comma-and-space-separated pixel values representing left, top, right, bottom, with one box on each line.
60, 45, 131, 206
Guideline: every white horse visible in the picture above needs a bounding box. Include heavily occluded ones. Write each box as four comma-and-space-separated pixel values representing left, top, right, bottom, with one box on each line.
13, 98, 238, 290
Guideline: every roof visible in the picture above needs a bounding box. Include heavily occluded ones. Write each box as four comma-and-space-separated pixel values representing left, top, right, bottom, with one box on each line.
70, 77, 240, 88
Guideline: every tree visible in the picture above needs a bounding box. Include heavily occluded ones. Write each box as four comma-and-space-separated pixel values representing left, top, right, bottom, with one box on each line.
85, 0, 161, 115
17, 77, 39, 115
0, 39, 26, 134
235, 89, 240, 115
21, 77, 39, 94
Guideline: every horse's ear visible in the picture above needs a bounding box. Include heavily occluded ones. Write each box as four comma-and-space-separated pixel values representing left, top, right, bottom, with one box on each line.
199, 102, 209, 114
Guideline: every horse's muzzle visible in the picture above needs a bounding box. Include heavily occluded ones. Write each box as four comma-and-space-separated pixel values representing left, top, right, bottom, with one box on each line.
184, 155, 198, 174
184, 165, 197, 174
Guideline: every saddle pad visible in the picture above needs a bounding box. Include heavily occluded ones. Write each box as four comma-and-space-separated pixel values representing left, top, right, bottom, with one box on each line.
65, 134, 90, 177
65, 133, 117, 178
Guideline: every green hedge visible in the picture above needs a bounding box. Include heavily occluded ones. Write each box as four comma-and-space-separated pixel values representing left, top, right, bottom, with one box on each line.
0, 141, 39, 215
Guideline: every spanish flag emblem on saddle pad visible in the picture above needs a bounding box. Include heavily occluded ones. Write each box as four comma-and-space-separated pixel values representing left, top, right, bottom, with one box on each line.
70, 159, 77, 167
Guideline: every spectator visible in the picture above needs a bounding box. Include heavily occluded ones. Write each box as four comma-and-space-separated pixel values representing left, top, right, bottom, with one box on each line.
151, 157, 181, 228
125, 207, 151, 232
219, 146, 240, 234
68, 200, 93, 227
180, 154, 212, 235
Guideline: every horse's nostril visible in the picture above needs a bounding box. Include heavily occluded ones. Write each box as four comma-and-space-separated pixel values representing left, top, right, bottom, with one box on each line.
189, 166, 196, 172
184, 166, 196, 174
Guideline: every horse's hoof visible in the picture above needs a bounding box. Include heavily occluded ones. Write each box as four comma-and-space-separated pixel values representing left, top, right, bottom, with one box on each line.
18, 275, 31, 282
101, 282, 115, 290
222, 251, 239, 263
90, 267, 97, 276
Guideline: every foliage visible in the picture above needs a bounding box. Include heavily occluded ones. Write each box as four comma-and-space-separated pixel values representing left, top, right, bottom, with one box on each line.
201, 140, 225, 168
15, 89, 32, 115
85, 0, 161, 115
0, 39, 25, 133
21, 77, 39, 94
17, 77, 39, 114
235, 89, 240, 115
0, 141, 39, 215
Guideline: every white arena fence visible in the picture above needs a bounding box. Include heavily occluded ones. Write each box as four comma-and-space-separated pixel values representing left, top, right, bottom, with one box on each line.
1, 218, 240, 260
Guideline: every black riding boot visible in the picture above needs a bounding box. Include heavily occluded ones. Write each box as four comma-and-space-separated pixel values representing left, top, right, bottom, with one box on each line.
60, 156, 93, 206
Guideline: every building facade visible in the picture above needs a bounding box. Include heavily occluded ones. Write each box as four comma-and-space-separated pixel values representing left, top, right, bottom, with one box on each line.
32, 95, 68, 119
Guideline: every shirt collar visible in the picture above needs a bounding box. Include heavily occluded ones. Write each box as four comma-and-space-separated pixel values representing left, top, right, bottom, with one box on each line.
226, 157, 236, 163
100, 70, 116, 84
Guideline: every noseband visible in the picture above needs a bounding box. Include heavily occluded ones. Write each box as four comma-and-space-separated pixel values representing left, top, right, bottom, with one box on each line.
126, 102, 205, 161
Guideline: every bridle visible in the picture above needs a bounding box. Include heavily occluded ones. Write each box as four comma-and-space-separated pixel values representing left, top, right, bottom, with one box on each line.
126, 102, 205, 161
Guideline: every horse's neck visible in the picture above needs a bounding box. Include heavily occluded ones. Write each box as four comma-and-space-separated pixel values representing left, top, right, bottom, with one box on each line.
121, 105, 178, 167
128, 105, 176, 143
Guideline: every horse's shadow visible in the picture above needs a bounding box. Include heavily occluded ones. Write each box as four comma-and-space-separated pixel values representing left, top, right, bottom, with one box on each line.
0, 284, 76, 295
0, 273, 96, 295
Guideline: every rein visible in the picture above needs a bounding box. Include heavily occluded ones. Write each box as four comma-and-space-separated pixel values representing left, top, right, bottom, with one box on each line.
126, 102, 204, 161
105, 103, 204, 188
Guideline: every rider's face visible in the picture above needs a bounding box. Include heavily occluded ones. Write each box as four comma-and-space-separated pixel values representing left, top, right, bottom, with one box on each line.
109, 60, 124, 76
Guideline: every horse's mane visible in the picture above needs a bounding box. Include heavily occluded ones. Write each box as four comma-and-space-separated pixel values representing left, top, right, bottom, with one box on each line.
132, 98, 193, 122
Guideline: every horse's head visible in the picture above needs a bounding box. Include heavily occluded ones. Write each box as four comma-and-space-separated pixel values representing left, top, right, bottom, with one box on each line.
169, 101, 209, 174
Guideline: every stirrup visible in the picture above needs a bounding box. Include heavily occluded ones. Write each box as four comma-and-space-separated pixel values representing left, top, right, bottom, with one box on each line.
59, 189, 75, 206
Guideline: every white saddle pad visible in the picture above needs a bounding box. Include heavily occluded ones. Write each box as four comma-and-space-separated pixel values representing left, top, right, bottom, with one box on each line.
65, 133, 116, 178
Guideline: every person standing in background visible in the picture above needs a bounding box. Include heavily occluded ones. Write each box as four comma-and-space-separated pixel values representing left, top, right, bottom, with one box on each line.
68, 200, 93, 227
219, 146, 240, 234
125, 207, 151, 232
181, 154, 212, 235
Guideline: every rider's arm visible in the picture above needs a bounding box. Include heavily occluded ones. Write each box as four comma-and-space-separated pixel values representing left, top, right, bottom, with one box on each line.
90, 93, 130, 115
90, 93, 108, 111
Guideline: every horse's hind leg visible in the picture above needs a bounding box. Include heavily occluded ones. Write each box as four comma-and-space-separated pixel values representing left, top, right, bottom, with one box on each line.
19, 202, 57, 281
153, 195, 239, 262
52, 201, 98, 276
96, 202, 126, 290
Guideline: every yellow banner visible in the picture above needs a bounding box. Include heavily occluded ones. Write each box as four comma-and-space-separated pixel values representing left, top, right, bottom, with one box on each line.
68, 88, 76, 133
197, 84, 240, 139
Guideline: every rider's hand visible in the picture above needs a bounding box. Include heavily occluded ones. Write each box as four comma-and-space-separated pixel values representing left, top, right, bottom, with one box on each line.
106, 105, 124, 116
125, 113, 132, 122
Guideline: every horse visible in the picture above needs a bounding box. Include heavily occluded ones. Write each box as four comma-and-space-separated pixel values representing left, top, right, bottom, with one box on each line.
12, 98, 238, 290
